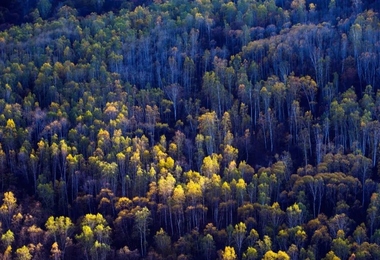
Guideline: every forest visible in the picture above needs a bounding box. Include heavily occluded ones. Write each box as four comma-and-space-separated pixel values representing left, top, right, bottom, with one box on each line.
0, 0, 380, 259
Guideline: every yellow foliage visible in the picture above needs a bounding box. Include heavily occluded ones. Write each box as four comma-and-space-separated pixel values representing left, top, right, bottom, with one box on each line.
222, 246, 237, 260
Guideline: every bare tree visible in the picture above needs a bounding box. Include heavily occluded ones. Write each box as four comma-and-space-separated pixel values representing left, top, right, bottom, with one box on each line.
164, 84, 183, 121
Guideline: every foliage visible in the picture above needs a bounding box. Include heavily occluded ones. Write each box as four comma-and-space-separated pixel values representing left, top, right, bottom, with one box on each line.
0, 0, 379, 259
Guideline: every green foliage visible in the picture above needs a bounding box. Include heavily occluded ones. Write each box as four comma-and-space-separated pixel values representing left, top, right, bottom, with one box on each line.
37, 0, 52, 19
1, 230, 14, 248
76, 213, 111, 259
45, 216, 74, 251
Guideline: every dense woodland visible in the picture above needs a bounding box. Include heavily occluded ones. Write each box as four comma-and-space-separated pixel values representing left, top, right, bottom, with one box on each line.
0, 0, 380, 259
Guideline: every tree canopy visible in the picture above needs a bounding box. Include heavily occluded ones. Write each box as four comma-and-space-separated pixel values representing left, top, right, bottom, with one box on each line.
0, 0, 379, 259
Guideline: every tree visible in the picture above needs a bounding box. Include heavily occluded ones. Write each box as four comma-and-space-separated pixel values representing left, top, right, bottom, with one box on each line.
243, 247, 258, 260
272, 81, 286, 122
76, 213, 111, 260
3, 119, 17, 154
37, 182, 54, 211
290, 0, 307, 23
235, 178, 247, 206
0, 191, 18, 230
171, 184, 186, 236
301, 175, 325, 218
353, 223, 368, 245
300, 75, 318, 115
263, 250, 290, 260
158, 173, 176, 233
50, 242, 62, 260
134, 207, 151, 257
233, 222, 247, 258
164, 83, 183, 121
368, 120, 380, 166
367, 192, 380, 237
37, 0, 52, 19
198, 111, 218, 155
323, 251, 341, 260
154, 228, 172, 256
186, 178, 204, 230
3, 245, 11, 260
145, 105, 160, 143
256, 235, 272, 258
223, 145, 238, 172
15, 245, 32, 260
0, 145, 6, 192
115, 246, 139, 260
201, 154, 221, 178
351, 154, 372, 206
100, 161, 118, 195
183, 56, 195, 96
237, 81, 255, 126
116, 152, 127, 197
286, 203, 304, 228
221, 246, 237, 260
328, 214, 351, 240
331, 230, 350, 260
1, 229, 14, 249
202, 72, 227, 117
45, 216, 74, 254
202, 233, 216, 260
260, 85, 274, 151
267, 202, 285, 235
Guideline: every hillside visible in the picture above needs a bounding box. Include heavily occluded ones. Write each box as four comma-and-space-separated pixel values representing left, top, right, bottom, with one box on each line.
0, 0, 380, 259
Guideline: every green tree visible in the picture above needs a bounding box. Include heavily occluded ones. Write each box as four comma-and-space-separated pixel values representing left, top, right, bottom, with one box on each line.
202, 233, 215, 260
243, 247, 257, 260
1, 230, 14, 248
0, 145, 6, 192
134, 207, 151, 257
331, 230, 350, 260
202, 71, 226, 117
154, 228, 171, 256
45, 216, 73, 254
76, 213, 111, 260
367, 192, 380, 236
323, 251, 341, 260
268, 202, 285, 235
353, 223, 368, 245
37, 181, 54, 211
300, 175, 324, 218
256, 235, 272, 258
37, 0, 52, 19
198, 111, 218, 155
233, 222, 247, 258
300, 75, 318, 114
221, 2, 237, 23
286, 203, 304, 228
